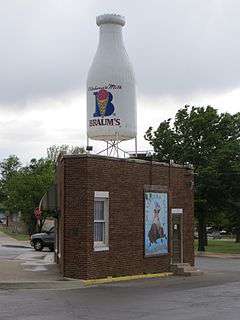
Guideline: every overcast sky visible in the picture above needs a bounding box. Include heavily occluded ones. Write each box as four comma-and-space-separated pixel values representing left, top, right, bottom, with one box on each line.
1, 0, 240, 162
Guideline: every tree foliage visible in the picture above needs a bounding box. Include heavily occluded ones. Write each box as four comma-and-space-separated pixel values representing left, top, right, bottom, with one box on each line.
0, 145, 85, 233
0, 157, 55, 233
145, 105, 240, 247
0, 155, 21, 203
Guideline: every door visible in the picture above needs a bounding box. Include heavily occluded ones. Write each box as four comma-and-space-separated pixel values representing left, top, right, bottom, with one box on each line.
172, 213, 182, 263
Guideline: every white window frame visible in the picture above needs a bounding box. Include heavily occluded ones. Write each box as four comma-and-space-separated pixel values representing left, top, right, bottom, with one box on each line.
94, 191, 109, 251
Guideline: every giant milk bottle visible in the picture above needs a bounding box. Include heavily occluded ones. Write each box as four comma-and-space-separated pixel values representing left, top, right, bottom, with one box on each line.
87, 14, 137, 143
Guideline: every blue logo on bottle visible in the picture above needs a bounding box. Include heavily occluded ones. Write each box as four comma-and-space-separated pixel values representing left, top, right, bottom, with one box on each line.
93, 89, 115, 117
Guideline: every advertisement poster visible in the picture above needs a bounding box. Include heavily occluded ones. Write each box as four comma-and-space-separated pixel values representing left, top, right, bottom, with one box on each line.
145, 192, 168, 256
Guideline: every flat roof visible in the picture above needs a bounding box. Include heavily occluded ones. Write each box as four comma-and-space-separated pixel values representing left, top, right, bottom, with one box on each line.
60, 153, 193, 171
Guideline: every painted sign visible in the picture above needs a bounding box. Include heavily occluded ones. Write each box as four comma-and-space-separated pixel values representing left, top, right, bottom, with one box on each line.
88, 86, 121, 129
34, 207, 41, 220
145, 192, 168, 256
93, 89, 115, 117
171, 208, 183, 214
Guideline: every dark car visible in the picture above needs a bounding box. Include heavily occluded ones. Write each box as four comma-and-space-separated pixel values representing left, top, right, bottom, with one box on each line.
30, 226, 55, 251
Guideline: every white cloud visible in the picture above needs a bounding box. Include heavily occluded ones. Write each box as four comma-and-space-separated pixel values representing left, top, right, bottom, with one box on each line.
0, 1, 239, 161
1, 0, 240, 107
1, 87, 239, 162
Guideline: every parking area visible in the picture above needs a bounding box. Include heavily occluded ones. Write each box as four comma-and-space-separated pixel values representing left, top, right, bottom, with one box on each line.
0, 231, 61, 283
0, 256, 240, 320
0, 229, 240, 289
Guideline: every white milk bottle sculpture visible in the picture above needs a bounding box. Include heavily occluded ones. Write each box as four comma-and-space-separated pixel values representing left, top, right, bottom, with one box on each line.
87, 14, 137, 153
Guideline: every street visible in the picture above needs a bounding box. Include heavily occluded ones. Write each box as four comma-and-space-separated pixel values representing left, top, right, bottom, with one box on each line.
0, 256, 240, 320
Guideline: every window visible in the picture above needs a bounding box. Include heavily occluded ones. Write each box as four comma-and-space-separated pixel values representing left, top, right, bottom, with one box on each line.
94, 191, 109, 251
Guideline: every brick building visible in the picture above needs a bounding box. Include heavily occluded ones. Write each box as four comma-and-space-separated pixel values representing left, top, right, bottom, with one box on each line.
56, 154, 194, 280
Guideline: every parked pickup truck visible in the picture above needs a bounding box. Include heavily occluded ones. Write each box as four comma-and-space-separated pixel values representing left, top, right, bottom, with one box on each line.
30, 227, 55, 251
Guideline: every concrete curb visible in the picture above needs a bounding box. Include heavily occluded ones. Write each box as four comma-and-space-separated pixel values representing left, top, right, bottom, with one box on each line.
82, 272, 173, 286
2, 244, 32, 249
0, 273, 173, 290
196, 252, 240, 259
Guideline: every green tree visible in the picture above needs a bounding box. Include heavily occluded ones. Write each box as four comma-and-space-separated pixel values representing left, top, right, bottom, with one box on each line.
0, 146, 85, 233
0, 157, 55, 234
0, 155, 21, 211
0, 155, 21, 180
145, 105, 240, 249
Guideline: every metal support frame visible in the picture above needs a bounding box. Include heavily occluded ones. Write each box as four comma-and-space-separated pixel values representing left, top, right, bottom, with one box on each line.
87, 136, 138, 158
97, 140, 127, 157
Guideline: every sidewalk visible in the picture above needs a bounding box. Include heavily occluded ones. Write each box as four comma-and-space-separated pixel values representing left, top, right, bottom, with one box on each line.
195, 251, 240, 259
0, 231, 86, 290
0, 230, 30, 248
0, 258, 85, 290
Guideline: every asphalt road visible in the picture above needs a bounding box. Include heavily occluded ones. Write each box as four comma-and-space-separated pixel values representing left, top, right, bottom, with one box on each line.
0, 257, 240, 320
196, 255, 240, 272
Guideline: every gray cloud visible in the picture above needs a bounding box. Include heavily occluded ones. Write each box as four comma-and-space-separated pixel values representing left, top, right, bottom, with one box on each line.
0, 119, 46, 142
1, 0, 240, 109
0, 116, 86, 162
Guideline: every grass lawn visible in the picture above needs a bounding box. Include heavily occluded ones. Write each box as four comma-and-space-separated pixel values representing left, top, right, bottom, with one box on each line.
195, 239, 240, 254
0, 228, 29, 241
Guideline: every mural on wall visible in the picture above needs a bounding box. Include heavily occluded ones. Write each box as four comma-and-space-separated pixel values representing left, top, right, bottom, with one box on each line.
145, 192, 168, 256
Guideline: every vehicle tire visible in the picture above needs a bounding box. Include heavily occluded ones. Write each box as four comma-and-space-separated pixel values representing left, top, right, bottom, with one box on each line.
33, 240, 44, 251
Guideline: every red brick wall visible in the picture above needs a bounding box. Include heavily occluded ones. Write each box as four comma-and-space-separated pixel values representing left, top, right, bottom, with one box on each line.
58, 155, 194, 279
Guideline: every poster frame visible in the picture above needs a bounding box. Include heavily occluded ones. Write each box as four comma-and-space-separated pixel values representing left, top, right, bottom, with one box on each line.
144, 190, 169, 257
